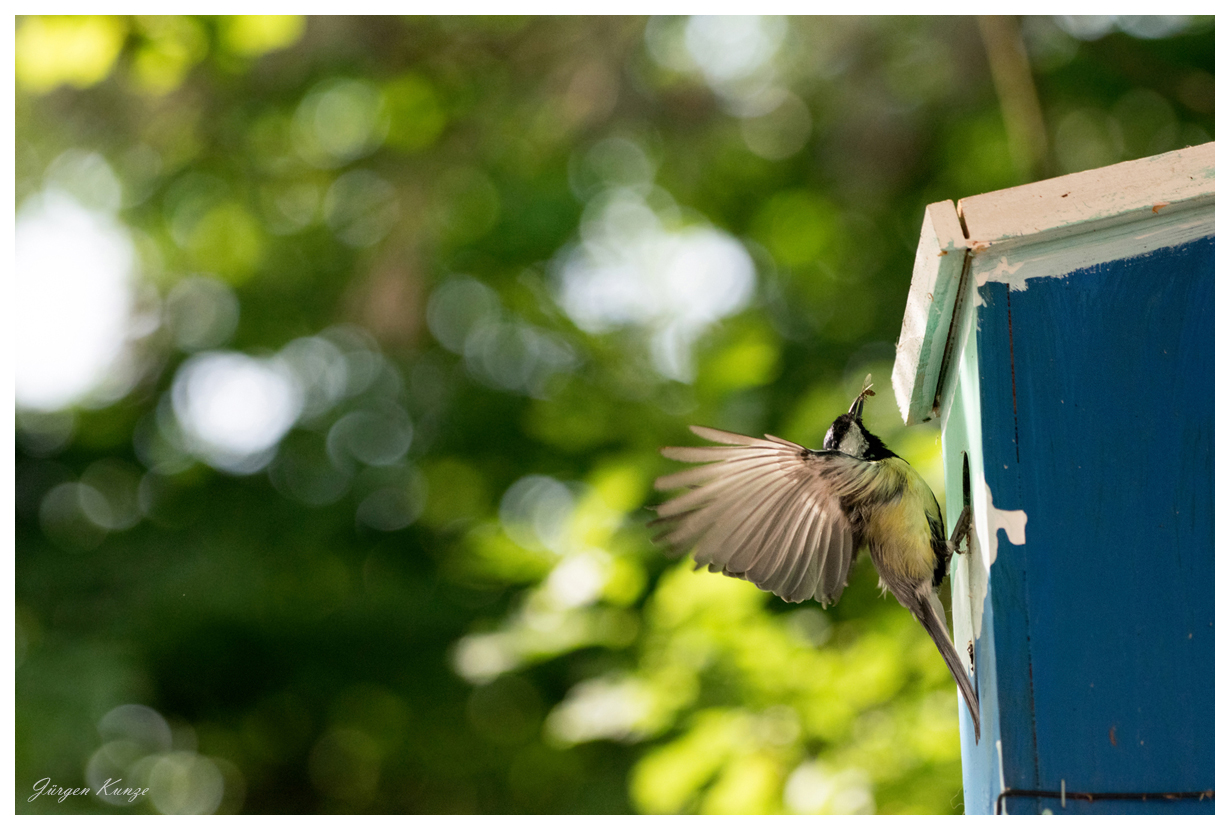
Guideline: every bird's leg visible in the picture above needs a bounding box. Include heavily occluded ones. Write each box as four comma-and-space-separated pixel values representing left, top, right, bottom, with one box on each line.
948, 505, 972, 554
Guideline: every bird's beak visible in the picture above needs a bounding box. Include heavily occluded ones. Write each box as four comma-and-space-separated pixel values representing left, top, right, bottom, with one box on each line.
848, 394, 866, 420
848, 377, 875, 419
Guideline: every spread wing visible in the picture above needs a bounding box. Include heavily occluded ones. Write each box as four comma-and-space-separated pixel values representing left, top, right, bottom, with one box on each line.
651, 426, 874, 607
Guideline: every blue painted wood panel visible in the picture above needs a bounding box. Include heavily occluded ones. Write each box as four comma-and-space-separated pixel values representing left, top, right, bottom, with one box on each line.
972, 236, 1214, 814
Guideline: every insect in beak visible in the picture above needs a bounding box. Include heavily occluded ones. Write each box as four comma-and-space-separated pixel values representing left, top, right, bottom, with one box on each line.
848, 374, 875, 419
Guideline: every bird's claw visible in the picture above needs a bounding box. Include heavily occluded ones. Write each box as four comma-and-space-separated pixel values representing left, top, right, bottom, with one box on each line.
949, 505, 972, 554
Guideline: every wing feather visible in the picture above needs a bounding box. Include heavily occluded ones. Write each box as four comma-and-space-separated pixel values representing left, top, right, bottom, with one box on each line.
660, 446, 771, 463
695, 467, 798, 569
787, 504, 827, 599
653, 426, 872, 607
752, 483, 822, 601
734, 483, 811, 593
653, 457, 784, 520
788, 509, 829, 602
778, 504, 824, 602
824, 528, 855, 603
688, 425, 782, 447
658, 463, 788, 554
723, 472, 815, 575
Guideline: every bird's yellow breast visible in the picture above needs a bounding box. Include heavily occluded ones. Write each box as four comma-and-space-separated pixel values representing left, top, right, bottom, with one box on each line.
863, 457, 941, 583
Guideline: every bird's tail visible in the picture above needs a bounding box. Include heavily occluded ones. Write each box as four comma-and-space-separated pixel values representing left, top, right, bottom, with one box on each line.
917, 591, 981, 742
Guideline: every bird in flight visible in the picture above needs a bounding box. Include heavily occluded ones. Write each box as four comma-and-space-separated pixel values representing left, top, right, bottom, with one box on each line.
651, 377, 980, 739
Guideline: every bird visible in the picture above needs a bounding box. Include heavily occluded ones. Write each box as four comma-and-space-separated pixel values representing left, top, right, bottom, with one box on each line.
650, 376, 980, 740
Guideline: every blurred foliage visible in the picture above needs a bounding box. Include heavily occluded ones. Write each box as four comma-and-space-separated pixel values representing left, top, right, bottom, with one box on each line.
14, 14, 1214, 815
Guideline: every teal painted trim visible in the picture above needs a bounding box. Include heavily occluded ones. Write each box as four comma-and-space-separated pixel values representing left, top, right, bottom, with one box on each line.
893, 201, 968, 425
941, 346, 1003, 814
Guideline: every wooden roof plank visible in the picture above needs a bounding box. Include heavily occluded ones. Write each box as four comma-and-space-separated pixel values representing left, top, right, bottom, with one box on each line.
892, 200, 968, 425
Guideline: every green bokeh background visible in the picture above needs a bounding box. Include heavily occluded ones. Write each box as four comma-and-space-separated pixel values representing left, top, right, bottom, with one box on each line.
14, 15, 1214, 814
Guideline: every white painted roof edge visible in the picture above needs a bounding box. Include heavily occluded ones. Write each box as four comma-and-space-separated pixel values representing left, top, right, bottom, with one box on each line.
891, 142, 1215, 426
892, 200, 967, 425
959, 142, 1214, 247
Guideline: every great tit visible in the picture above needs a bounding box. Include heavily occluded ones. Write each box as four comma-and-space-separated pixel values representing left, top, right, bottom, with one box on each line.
651, 377, 980, 740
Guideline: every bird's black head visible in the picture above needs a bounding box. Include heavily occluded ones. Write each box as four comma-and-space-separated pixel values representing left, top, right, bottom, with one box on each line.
823, 378, 897, 461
